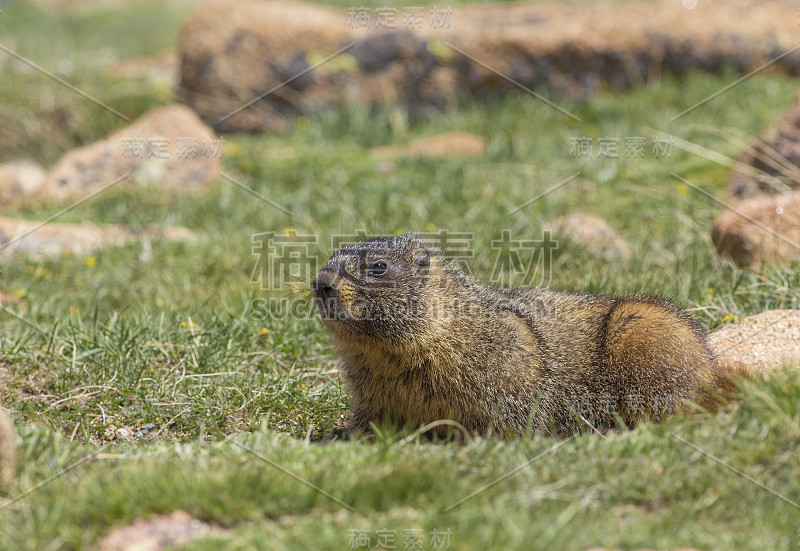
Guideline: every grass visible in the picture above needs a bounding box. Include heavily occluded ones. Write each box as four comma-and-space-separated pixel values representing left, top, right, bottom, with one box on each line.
0, 0, 799, 549
5, 375, 800, 550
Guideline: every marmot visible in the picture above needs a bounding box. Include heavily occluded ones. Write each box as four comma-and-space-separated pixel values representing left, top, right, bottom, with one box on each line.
312, 233, 740, 437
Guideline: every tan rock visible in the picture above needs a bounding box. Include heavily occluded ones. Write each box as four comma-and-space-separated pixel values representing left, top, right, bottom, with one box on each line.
0, 161, 46, 204
98, 510, 220, 551
545, 213, 631, 261
0, 290, 23, 305
709, 310, 800, 374
114, 428, 133, 441
0, 404, 15, 490
370, 131, 485, 159
0, 215, 196, 259
711, 191, 800, 267
728, 89, 800, 198
27, 0, 198, 13
38, 104, 221, 204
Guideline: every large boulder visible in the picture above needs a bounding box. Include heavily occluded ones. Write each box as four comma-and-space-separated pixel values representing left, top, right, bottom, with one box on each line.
179, 0, 448, 132
37, 104, 221, 204
711, 190, 800, 267
729, 89, 800, 198
179, 0, 800, 133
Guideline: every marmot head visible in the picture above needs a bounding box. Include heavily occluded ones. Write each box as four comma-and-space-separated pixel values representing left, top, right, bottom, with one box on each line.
312, 234, 435, 340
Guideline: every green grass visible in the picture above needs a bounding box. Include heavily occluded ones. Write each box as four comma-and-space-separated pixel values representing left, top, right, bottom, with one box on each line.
5, 374, 800, 550
1, 1, 799, 549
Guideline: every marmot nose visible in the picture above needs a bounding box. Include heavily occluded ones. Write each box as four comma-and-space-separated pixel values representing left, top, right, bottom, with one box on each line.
312, 271, 338, 302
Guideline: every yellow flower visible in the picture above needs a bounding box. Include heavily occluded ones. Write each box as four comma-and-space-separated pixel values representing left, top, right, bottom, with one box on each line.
722, 315, 739, 323
705, 288, 714, 295
224, 143, 243, 158
154, 83, 172, 102
676, 183, 689, 196
259, 328, 271, 336
426, 39, 454, 63
180, 321, 197, 329
84, 256, 97, 267
14, 289, 25, 298
26, 266, 51, 279
306, 51, 357, 75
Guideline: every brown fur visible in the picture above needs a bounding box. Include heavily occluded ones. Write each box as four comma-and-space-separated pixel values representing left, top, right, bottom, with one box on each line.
312, 234, 740, 437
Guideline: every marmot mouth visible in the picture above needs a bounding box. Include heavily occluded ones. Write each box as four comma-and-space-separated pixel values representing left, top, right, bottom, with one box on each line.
314, 298, 351, 322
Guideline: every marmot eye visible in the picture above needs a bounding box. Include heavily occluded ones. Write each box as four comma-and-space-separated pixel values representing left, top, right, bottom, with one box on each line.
369, 261, 388, 276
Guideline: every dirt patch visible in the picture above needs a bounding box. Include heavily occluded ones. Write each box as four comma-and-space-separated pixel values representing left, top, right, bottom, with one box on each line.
0, 215, 196, 259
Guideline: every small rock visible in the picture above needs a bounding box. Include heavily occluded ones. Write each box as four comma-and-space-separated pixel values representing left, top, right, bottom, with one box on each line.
544, 213, 631, 261
370, 131, 486, 159
98, 511, 221, 551
0, 161, 46, 204
711, 190, 800, 267
708, 310, 800, 374
133, 423, 155, 438
376, 161, 395, 175
115, 428, 133, 441
38, 104, 221, 204
0, 290, 23, 305
0, 406, 16, 490
0, 215, 196, 260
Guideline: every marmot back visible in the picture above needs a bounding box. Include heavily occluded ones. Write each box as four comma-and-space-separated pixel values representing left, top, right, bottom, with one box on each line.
312, 233, 732, 437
